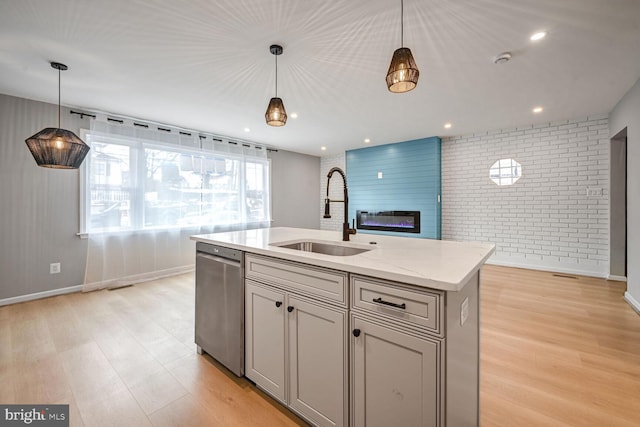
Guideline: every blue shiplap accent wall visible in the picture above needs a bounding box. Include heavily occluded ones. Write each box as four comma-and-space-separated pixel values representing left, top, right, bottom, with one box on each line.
346, 137, 441, 239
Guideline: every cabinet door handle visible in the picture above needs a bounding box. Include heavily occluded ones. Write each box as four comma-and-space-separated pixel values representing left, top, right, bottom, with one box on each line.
352, 329, 361, 337
372, 297, 406, 310
287, 306, 295, 312
275, 301, 282, 308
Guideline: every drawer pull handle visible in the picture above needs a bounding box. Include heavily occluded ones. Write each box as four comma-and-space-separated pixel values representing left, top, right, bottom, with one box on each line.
352, 329, 361, 337
287, 306, 295, 312
275, 301, 282, 308
372, 297, 406, 310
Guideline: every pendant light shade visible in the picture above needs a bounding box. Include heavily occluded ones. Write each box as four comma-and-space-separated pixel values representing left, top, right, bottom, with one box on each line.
386, 0, 419, 93
25, 62, 90, 169
25, 128, 90, 169
386, 47, 419, 93
265, 97, 287, 126
265, 44, 287, 127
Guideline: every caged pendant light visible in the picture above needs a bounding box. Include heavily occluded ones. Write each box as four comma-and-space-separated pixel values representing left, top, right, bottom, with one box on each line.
265, 44, 287, 126
25, 62, 90, 169
386, 0, 420, 93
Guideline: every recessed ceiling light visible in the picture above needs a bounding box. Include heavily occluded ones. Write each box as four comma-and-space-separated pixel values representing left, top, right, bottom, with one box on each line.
493, 52, 512, 64
244, 127, 251, 132
530, 31, 546, 41
364, 138, 371, 143
291, 112, 298, 119
321, 146, 327, 151
533, 106, 543, 113
444, 123, 452, 129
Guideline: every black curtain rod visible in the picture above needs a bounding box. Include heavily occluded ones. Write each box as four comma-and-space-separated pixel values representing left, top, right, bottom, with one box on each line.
70, 110, 96, 119
69, 110, 276, 152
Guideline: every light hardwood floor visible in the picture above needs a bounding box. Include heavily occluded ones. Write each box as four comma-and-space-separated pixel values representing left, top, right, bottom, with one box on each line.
1, 266, 639, 426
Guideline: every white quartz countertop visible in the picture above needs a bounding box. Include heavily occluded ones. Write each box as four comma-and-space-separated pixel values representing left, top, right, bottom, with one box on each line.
191, 227, 495, 292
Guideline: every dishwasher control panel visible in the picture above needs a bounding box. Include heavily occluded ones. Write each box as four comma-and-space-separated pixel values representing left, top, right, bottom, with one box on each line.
196, 242, 243, 262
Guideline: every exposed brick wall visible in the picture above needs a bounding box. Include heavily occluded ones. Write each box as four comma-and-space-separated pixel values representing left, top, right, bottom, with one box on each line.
320, 153, 346, 231
441, 114, 610, 276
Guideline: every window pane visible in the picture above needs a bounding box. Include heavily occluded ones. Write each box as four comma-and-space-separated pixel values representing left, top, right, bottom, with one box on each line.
490, 158, 522, 186
184, 157, 240, 226
246, 161, 267, 221
89, 143, 132, 232
84, 132, 270, 232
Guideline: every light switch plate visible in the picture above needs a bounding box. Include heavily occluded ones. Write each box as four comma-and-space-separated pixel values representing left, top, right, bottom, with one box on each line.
377, 171, 383, 179
460, 297, 469, 326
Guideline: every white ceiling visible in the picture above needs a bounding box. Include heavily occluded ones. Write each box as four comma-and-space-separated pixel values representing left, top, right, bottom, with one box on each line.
1, 0, 639, 156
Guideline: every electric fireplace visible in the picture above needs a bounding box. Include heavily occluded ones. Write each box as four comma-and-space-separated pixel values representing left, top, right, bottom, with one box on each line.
356, 210, 420, 234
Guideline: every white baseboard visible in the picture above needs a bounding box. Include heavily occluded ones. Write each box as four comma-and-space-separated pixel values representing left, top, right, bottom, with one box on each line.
0, 266, 194, 306
624, 292, 640, 314
607, 274, 627, 282
485, 257, 608, 279
0, 285, 84, 307
83, 264, 194, 292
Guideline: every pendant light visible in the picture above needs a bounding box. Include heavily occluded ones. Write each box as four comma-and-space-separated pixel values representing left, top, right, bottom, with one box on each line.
25, 62, 90, 169
265, 44, 287, 126
386, 0, 420, 93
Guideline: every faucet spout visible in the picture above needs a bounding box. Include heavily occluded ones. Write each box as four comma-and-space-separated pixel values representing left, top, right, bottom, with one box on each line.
325, 167, 357, 241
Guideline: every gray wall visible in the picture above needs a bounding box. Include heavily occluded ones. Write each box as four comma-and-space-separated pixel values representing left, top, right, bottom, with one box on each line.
609, 130, 627, 278
0, 94, 89, 299
0, 93, 321, 301
609, 78, 640, 310
269, 149, 320, 229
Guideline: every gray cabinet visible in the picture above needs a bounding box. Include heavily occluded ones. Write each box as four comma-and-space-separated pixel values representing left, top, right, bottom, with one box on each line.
245, 280, 286, 402
245, 254, 348, 427
350, 273, 443, 426
246, 254, 481, 427
288, 295, 347, 426
350, 273, 480, 427
351, 316, 441, 427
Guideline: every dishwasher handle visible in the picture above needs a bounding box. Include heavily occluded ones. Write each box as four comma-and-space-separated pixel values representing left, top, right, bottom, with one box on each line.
196, 252, 242, 267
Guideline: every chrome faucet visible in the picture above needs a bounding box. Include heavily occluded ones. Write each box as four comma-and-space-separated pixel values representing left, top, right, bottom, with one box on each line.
324, 167, 357, 241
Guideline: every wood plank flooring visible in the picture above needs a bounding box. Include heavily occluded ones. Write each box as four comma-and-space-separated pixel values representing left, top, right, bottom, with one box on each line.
480, 266, 640, 426
1, 266, 639, 426
0, 274, 306, 427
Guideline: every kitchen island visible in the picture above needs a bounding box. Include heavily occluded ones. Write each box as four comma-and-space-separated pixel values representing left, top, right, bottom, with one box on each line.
191, 227, 494, 427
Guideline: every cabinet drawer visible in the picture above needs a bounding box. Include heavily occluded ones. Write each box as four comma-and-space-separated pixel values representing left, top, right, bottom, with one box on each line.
351, 275, 442, 335
246, 254, 348, 306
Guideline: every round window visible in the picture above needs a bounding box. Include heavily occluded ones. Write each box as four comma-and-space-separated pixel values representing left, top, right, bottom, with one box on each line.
489, 158, 522, 186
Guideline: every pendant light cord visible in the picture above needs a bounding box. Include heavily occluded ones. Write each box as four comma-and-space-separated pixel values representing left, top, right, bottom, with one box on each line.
57, 66, 61, 128
275, 53, 278, 97
401, 0, 404, 48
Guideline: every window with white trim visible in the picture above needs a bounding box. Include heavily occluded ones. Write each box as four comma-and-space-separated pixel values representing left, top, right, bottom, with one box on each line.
81, 125, 270, 233
489, 158, 522, 186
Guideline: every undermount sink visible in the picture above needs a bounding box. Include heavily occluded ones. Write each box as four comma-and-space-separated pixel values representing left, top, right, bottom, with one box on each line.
274, 240, 372, 256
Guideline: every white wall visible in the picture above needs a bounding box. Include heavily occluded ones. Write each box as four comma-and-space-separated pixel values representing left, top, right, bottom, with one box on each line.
320, 153, 346, 231
442, 115, 610, 277
320, 115, 613, 278
609, 78, 640, 312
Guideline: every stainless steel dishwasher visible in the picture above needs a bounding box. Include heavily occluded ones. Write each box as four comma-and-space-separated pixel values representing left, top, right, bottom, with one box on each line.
195, 242, 244, 377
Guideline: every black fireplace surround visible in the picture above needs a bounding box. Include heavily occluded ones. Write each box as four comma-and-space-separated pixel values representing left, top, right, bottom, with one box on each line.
356, 210, 421, 234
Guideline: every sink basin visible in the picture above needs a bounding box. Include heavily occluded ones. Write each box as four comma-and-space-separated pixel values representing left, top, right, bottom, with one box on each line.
274, 240, 372, 256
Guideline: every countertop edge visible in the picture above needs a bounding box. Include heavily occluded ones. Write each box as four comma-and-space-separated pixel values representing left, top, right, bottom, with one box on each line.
191, 232, 495, 292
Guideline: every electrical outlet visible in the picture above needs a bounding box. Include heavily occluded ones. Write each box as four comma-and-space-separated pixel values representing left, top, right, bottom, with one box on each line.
586, 187, 603, 197
50, 262, 61, 274
377, 171, 383, 179
460, 297, 469, 326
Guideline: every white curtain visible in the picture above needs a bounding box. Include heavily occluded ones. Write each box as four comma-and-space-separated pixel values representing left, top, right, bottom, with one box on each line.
83, 117, 270, 289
